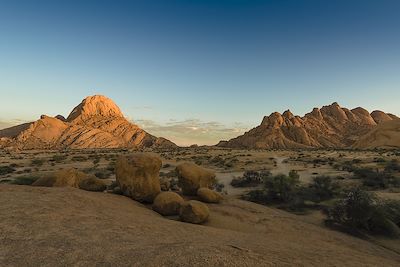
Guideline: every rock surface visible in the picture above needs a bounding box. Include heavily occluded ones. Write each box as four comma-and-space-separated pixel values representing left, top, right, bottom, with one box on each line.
152, 191, 184, 216
0, 95, 176, 150
115, 153, 162, 203
32, 168, 88, 188
176, 162, 216, 195
78, 176, 107, 192
353, 119, 400, 149
1, 185, 399, 266
197, 187, 223, 203
218, 103, 399, 149
179, 200, 210, 224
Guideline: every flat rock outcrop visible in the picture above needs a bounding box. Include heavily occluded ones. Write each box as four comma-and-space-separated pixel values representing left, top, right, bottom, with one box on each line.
0, 95, 176, 150
218, 103, 398, 149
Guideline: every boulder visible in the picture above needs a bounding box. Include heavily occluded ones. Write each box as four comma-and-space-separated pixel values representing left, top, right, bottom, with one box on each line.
152, 191, 184, 216
179, 200, 209, 224
160, 177, 171, 191
79, 176, 107, 192
115, 153, 162, 203
32, 168, 88, 188
197, 187, 223, 203
176, 162, 216, 195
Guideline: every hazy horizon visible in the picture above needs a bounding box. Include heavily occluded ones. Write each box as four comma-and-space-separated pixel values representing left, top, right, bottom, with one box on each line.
1, 0, 400, 145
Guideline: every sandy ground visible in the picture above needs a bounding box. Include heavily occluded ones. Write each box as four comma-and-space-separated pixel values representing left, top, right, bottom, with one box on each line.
1, 184, 400, 266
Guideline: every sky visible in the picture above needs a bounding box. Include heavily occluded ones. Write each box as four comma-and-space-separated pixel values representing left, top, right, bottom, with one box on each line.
0, 0, 400, 146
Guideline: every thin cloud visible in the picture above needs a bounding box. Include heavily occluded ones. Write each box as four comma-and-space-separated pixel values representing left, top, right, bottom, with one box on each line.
134, 118, 249, 146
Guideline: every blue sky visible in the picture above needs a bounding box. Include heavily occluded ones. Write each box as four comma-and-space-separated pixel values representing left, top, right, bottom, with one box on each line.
0, 0, 399, 145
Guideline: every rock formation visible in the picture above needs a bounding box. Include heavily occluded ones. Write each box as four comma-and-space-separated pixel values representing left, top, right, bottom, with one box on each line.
32, 168, 105, 192
218, 103, 399, 149
179, 200, 210, 224
152, 191, 184, 216
115, 153, 162, 203
352, 119, 400, 149
197, 187, 223, 203
0, 95, 176, 150
176, 162, 216, 195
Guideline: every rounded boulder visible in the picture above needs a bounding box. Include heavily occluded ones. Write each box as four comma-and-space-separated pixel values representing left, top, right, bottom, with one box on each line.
176, 162, 216, 196
115, 153, 162, 203
179, 200, 209, 224
197, 187, 223, 203
152, 191, 184, 216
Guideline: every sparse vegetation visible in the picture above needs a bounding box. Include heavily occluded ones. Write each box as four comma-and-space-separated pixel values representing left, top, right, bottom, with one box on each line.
325, 188, 400, 237
0, 166, 16, 175
11, 175, 40, 185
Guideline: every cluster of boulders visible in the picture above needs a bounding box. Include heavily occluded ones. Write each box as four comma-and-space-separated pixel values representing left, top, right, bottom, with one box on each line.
32, 168, 106, 191
115, 153, 223, 224
29, 152, 222, 224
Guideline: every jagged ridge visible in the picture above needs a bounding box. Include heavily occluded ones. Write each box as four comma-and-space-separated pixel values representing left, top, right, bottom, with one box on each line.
218, 102, 399, 149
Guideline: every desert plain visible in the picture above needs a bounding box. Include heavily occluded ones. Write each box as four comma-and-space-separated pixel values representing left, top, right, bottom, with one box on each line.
1, 146, 399, 266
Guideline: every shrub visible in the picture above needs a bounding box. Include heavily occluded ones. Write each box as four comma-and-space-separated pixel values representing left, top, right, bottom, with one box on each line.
231, 170, 270, 187
385, 159, 400, 172
353, 167, 400, 189
0, 166, 15, 175
31, 159, 44, 166
71, 155, 87, 161
325, 188, 400, 237
11, 176, 39, 185
264, 173, 299, 202
51, 155, 67, 163
308, 176, 340, 203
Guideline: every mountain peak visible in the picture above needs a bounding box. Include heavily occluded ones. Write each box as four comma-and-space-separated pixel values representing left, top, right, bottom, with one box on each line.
66, 95, 124, 122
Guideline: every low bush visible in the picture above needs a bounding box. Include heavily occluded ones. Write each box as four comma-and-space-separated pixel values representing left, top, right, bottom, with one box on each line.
0, 166, 16, 175
325, 188, 400, 237
31, 159, 44, 166
353, 167, 400, 189
11, 176, 39, 185
307, 176, 340, 203
231, 170, 270, 187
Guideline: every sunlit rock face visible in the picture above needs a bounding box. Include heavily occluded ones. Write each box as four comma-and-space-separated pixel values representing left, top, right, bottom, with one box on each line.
218, 102, 399, 149
0, 95, 176, 150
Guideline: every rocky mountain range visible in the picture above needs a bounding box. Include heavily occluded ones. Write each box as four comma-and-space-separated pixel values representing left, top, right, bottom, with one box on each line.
218, 102, 399, 149
0, 95, 176, 150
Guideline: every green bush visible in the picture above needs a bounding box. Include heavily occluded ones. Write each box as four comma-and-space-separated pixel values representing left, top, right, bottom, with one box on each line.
231, 170, 270, 187
264, 173, 299, 202
11, 176, 39, 185
308, 176, 340, 203
353, 167, 400, 189
31, 159, 44, 166
0, 166, 15, 175
325, 188, 400, 237
385, 159, 400, 172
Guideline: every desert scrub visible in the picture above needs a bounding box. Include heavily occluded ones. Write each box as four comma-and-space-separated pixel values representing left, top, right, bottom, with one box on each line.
71, 155, 88, 161
231, 170, 270, 187
31, 159, 44, 166
0, 166, 16, 175
11, 175, 40, 185
51, 154, 68, 163
353, 167, 400, 189
325, 188, 400, 238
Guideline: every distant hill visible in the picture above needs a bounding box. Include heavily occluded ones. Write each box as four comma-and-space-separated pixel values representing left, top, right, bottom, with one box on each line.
0, 95, 176, 150
353, 119, 400, 149
218, 102, 399, 149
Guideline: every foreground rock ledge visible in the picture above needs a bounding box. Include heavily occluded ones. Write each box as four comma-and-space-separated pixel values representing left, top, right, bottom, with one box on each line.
1, 185, 399, 266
